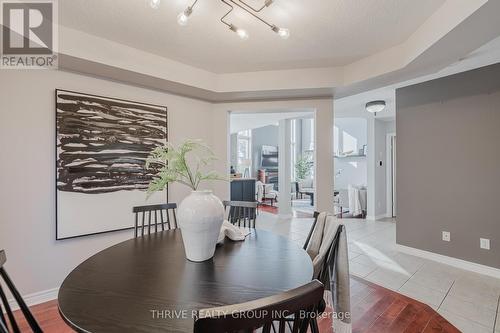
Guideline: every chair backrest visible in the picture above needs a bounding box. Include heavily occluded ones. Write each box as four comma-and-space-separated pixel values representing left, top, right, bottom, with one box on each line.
317, 225, 344, 287
222, 201, 257, 228
299, 178, 313, 189
255, 181, 263, 203
303, 212, 344, 282
193, 280, 324, 333
0, 250, 42, 333
303, 211, 320, 250
132, 203, 177, 238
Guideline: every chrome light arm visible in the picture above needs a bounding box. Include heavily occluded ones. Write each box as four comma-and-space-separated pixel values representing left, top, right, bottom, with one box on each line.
237, 0, 273, 12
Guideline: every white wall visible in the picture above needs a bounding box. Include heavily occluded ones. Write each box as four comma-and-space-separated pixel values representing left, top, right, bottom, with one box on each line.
367, 118, 395, 219
301, 118, 314, 153
0, 71, 335, 301
334, 118, 367, 189
0, 70, 213, 298
374, 119, 387, 217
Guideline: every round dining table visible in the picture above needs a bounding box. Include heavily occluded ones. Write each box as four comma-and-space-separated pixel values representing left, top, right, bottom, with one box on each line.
58, 229, 313, 333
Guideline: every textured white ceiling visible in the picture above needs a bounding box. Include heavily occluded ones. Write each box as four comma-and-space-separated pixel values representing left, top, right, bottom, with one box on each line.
59, 0, 445, 73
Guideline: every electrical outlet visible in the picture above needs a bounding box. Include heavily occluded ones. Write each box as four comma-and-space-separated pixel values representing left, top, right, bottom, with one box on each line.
480, 238, 490, 250
442, 231, 451, 242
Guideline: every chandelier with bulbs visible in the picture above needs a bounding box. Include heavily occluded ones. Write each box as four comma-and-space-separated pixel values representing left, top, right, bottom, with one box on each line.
148, 0, 290, 40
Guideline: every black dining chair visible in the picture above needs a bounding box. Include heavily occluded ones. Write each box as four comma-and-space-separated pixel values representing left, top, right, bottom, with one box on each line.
193, 280, 324, 333
303, 211, 321, 251
222, 201, 257, 228
0, 250, 43, 333
304, 211, 345, 280
132, 203, 178, 237
301, 211, 345, 332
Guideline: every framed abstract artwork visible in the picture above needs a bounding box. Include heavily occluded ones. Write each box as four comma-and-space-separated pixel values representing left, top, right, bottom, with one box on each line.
55, 89, 168, 240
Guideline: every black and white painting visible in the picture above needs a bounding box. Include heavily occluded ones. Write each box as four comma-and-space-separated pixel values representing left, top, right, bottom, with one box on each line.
56, 89, 167, 239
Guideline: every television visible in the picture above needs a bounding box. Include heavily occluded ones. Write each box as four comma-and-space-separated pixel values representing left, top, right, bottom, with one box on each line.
261, 145, 278, 168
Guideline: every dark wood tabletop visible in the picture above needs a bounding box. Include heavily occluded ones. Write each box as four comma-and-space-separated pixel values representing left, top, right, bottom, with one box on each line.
58, 229, 313, 333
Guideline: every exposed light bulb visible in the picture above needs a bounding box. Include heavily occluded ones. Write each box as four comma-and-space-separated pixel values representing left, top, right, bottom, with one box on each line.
236, 28, 249, 40
177, 12, 189, 25
177, 7, 193, 26
271, 25, 290, 39
229, 24, 249, 40
148, 0, 160, 9
277, 28, 290, 39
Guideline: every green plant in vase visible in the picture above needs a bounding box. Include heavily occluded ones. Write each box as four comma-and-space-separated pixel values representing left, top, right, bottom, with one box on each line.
295, 155, 313, 181
145, 139, 227, 262
145, 139, 226, 194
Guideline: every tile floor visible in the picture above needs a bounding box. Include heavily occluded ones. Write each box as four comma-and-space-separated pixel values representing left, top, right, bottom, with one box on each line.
255, 212, 500, 333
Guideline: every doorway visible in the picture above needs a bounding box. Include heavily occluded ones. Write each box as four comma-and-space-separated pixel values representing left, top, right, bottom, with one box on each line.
229, 111, 315, 217
387, 133, 397, 217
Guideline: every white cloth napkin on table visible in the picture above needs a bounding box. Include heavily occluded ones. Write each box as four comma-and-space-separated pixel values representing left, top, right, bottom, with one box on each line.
217, 220, 251, 243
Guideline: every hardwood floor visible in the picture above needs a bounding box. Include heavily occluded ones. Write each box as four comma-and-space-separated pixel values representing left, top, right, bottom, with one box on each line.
317, 277, 460, 333
12, 277, 459, 332
11, 300, 73, 333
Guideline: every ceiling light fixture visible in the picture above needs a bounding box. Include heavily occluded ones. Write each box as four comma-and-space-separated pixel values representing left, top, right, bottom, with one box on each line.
173, 0, 289, 40
365, 100, 386, 116
229, 24, 249, 40
177, 7, 192, 26
272, 25, 290, 39
177, 0, 197, 26
148, 0, 161, 9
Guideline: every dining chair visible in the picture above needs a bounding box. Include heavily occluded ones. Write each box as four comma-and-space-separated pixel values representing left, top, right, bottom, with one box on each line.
222, 201, 257, 228
0, 250, 43, 333
132, 203, 177, 237
301, 212, 345, 332
193, 280, 324, 333
304, 212, 345, 280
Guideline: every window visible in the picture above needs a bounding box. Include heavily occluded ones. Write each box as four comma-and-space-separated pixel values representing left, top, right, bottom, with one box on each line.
237, 130, 252, 175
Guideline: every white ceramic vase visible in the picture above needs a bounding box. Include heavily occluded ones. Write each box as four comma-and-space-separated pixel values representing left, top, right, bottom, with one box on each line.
177, 190, 224, 262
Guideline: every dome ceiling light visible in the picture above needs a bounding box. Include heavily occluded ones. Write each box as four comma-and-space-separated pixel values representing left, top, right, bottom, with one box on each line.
149, 0, 290, 40
365, 100, 386, 116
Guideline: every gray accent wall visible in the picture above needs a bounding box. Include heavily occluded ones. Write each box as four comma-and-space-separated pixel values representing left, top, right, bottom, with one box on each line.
396, 63, 500, 269
251, 125, 279, 177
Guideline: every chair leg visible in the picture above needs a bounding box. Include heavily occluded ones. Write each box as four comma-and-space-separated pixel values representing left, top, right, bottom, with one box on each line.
310, 318, 320, 333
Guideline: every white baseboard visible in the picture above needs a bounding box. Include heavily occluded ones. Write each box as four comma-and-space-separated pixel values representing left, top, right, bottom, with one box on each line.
396, 244, 500, 279
366, 213, 389, 220
7, 287, 59, 311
